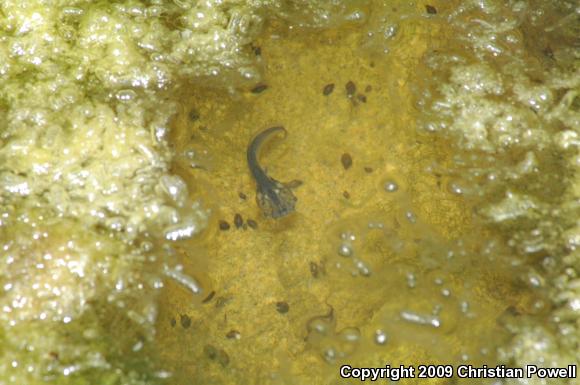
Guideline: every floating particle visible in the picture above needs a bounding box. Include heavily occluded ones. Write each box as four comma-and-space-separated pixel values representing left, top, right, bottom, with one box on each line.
323, 83, 335, 96
204, 345, 230, 367
234, 213, 243, 229
276, 301, 290, 314
364, 166, 373, 173
218, 220, 230, 230
251, 84, 268, 94
338, 244, 353, 257
238, 192, 247, 200
345, 81, 356, 97
374, 329, 388, 345
189, 109, 200, 122
323, 347, 337, 363
343, 191, 350, 199
357, 94, 367, 103
543, 46, 554, 59
215, 296, 232, 308
406, 273, 416, 288
180, 314, 191, 329
226, 330, 241, 340
341, 153, 353, 169
202, 291, 216, 304
247, 219, 258, 229
441, 288, 451, 297
384, 180, 398, 192
365, 85, 372, 92
432, 304, 443, 315
310, 261, 320, 278
253, 46, 262, 56
405, 210, 417, 223
425, 5, 437, 14
170, 317, 176, 328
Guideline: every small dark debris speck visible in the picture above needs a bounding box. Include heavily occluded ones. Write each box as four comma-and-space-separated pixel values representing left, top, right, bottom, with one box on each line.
251, 84, 268, 94
254, 46, 262, 56
345, 81, 356, 97
364, 167, 373, 173
425, 5, 437, 14
170, 317, 176, 328
202, 290, 216, 303
238, 192, 247, 200
276, 301, 290, 314
310, 262, 319, 278
323, 83, 335, 96
215, 296, 231, 308
357, 94, 367, 103
204, 344, 230, 367
341, 153, 353, 170
343, 191, 350, 199
219, 220, 230, 230
189, 109, 200, 122
365, 85, 372, 92
543, 46, 554, 59
226, 330, 241, 339
234, 213, 243, 229
247, 219, 258, 229
180, 314, 191, 329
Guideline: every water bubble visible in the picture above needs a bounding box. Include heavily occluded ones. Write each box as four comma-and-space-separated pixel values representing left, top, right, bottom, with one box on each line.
355, 259, 371, 276
460, 300, 470, 314
400, 310, 441, 328
406, 273, 416, 288
447, 181, 464, 195
160, 175, 188, 207
383, 180, 399, 192
405, 211, 417, 224
339, 327, 361, 343
441, 288, 451, 297
338, 244, 353, 257
340, 231, 356, 241
323, 347, 337, 363
115, 89, 137, 102
308, 318, 330, 335
374, 329, 388, 345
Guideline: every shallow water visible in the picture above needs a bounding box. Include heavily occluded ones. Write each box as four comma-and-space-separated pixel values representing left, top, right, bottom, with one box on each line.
157, 3, 541, 383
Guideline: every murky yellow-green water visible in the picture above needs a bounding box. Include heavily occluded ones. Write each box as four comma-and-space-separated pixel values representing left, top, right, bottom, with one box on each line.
156, 5, 537, 383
